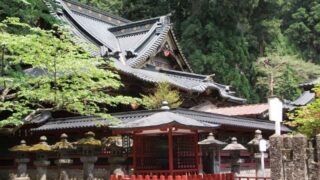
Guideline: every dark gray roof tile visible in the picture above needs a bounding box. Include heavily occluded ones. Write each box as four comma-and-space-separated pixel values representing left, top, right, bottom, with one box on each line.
291, 91, 315, 106
30, 108, 291, 132
111, 111, 219, 130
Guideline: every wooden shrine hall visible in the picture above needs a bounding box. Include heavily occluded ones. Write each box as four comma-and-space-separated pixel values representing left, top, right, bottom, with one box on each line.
111, 110, 219, 175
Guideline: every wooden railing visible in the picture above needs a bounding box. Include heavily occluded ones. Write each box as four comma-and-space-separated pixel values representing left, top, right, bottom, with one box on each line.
111, 173, 235, 180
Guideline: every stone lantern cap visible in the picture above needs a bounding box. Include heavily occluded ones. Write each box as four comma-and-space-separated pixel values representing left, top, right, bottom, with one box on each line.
75, 131, 101, 147
29, 136, 52, 152
9, 140, 31, 152
247, 129, 269, 149
223, 137, 247, 151
198, 133, 226, 146
52, 133, 75, 150
248, 129, 263, 146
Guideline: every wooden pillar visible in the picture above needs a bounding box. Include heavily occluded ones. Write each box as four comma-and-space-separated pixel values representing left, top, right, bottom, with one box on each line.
194, 130, 200, 171
168, 127, 174, 175
133, 133, 137, 173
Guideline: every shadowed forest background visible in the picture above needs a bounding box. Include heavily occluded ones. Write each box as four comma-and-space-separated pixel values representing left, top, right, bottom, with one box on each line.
1, 0, 320, 102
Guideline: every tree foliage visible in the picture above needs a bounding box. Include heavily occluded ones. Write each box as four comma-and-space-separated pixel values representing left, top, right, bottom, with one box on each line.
255, 54, 320, 100
141, 82, 182, 110
288, 85, 320, 137
0, 18, 137, 127
0, 0, 56, 28
77, 0, 122, 15
282, 0, 320, 63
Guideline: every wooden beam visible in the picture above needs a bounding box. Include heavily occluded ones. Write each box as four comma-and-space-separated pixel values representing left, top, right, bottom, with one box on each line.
168, 127, 174, 175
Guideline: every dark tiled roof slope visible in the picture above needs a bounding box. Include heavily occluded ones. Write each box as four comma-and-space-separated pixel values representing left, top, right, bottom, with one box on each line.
30, 108, 291, 132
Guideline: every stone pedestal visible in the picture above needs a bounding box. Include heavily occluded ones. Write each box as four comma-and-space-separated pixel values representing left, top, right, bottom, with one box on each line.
34, 160, 50, 180
55, 158, 73, 180
231, 161, 240, 174
80, 156, 97, 180
15, 158, 30, 178
108, 157, 127, 176
253, 153, 268, 177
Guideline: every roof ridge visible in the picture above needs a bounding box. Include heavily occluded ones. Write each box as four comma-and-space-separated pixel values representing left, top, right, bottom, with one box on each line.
109, 17, 161, 32
61, 0, 130, 23
158, 68, 206, 79
50, 115, 100, 121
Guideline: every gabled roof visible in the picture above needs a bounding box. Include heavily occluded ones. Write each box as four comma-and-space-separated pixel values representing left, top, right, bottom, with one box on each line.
30, 108, 291, 132
47, 0, 245, 103
110, 111, 219, 130
53, 0, 192, 71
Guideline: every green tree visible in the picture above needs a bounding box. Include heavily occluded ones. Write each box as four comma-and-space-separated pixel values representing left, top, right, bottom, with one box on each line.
77, 0, 123, 15
141, 82, 182, 110
0, 0, 56, 28
255, 54, 320, 101
282, 0, 320, 63
288, 85, 320, 137
0, 18, 137, 127
179, 0, 260, 102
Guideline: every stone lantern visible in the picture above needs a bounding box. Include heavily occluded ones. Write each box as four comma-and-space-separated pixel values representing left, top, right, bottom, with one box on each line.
75, 131, 101, 180
29, 136, 52, 180
223, 137, 247, 174
9, 140, 31, 180
102, 135, 133, 176
198, 133, 226, 173
51, 133, 75, 180
247, 130, 268, 177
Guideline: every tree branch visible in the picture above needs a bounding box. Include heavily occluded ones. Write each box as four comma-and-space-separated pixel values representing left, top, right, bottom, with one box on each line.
24, 108, 54, 122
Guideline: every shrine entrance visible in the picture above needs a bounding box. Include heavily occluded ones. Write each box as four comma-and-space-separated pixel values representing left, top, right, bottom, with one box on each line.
111, 111, 219, 175
133, 132, 199, 175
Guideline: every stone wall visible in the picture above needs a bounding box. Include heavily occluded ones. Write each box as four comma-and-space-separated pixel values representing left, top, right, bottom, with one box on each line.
269, 134, 320, 180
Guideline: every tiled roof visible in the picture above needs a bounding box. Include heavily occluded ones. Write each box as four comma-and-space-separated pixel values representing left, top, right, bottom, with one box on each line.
114, 61, 246, 103
200, 104, 269, 116
55, 0, 192, 71
45, 0, 246, 103
110, 111, 219, 130
30, 108, 291, 132
291, 91, 315, 106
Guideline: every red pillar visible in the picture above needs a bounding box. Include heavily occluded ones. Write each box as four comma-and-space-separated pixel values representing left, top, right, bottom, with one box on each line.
133, 133, 137, 173
194, 130, 200, 171
168, 127, 174, 175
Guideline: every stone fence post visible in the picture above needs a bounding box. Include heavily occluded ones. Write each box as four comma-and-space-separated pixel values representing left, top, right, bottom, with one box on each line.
269, 134, 309, 180
269, 134, 283, 180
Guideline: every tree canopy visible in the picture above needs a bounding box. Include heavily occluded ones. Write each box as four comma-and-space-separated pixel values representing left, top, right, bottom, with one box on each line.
0, 17, 136, 127
141, 82, 182, 110
288, 86, 320, 137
